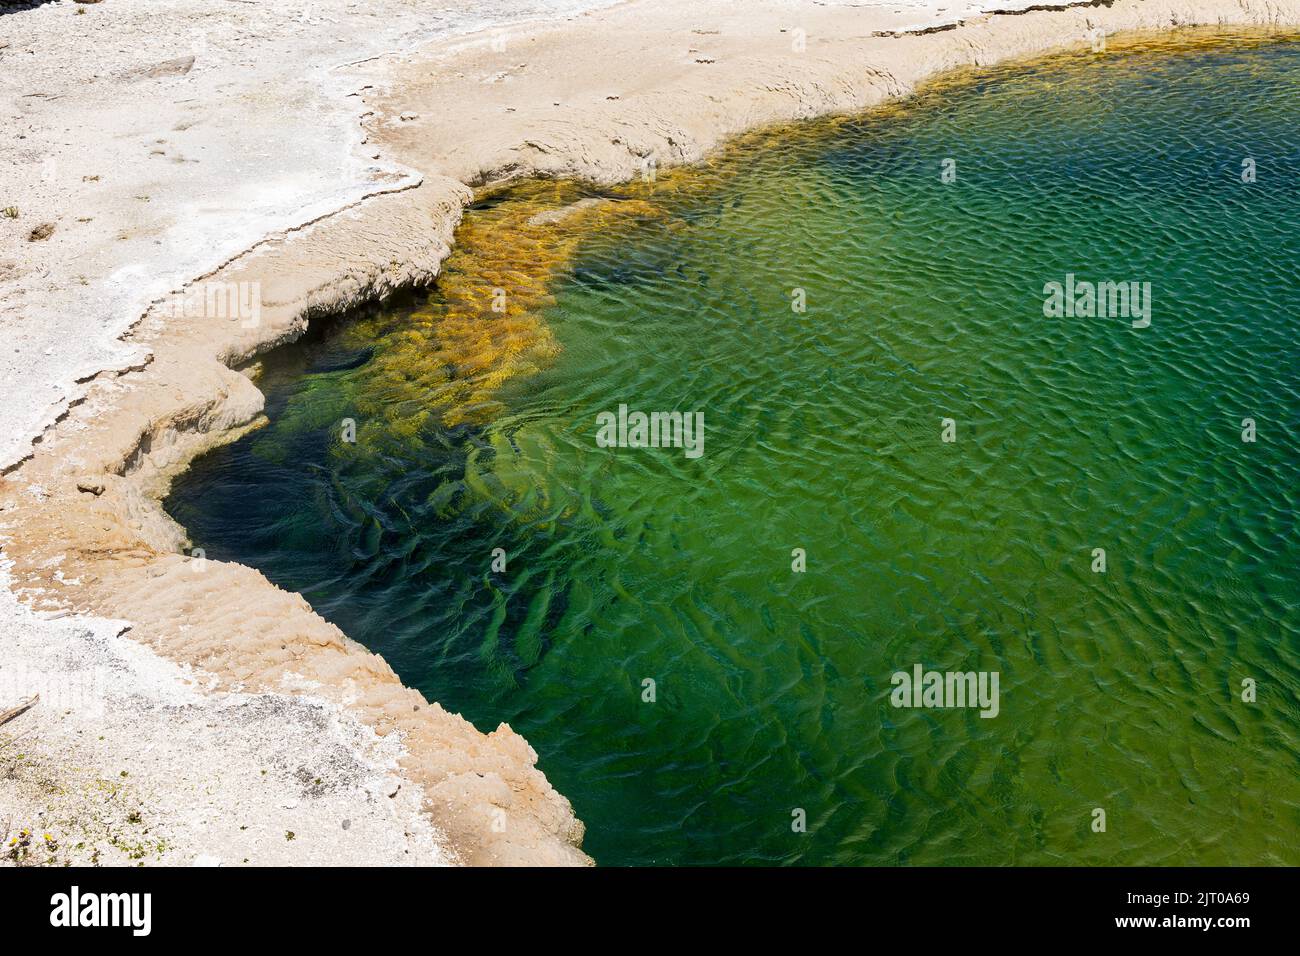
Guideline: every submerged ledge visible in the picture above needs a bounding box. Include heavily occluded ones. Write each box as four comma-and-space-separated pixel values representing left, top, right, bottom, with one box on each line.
4, 0, 1300, 865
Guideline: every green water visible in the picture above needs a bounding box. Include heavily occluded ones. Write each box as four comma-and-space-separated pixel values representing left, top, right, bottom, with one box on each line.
168, 31, 1300, 865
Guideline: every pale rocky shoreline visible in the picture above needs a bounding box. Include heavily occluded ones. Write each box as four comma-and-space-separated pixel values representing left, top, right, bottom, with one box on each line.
2, 0, 1298, 866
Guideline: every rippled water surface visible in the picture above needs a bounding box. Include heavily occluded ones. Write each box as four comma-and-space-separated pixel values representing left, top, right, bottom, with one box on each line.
169, 31, 1300, 865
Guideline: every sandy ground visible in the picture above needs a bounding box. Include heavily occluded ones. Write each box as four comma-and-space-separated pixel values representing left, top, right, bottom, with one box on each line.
4, 0, 1299, 866
0, 0, 619, 471
1, 562, 451, 866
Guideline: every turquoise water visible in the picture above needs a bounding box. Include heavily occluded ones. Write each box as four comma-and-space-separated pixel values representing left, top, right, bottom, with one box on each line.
168, 32, 1300, 865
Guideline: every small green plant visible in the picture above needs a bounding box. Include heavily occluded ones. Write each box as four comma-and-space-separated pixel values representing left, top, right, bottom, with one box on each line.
2, 207, 17, 219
